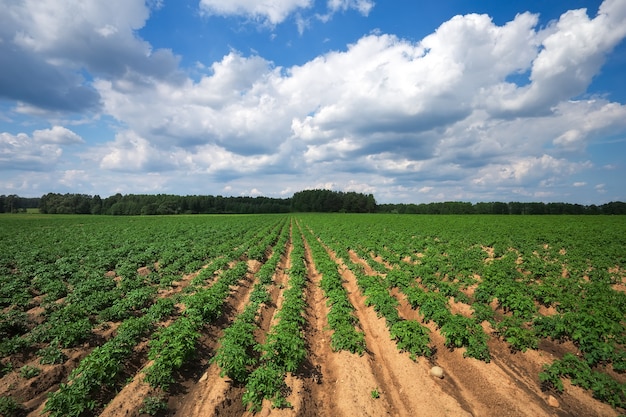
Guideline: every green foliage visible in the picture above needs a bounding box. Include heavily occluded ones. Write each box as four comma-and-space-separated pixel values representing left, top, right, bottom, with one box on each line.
1, 361, 14, 377
145, 316, 201, 390
471, 303, 495, 325
440, 315, 491, 362
540, 354, 625, 408
2, 212, 625, 411
305, 227, 366, 355
0, 310, 30, 339
389, 320, 432, 359
19, 364, 41, 379
243, 224, 307, 412
139, 396, 168, 416
213, 320, 259, 382
0, 396, 24, 417
0, 335, 32, 357
38, 345, 67, 365
212, 220, 290, 384
495, 317, 538, 352
242, 364, 289, 413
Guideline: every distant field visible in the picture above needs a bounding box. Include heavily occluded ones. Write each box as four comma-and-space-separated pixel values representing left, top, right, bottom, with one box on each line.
1, 214, 624, 416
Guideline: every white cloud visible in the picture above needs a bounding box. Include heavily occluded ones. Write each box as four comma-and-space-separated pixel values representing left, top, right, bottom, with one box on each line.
84, 2, 626, 202
327, 0, 374, 16
32, 126, 84, 144
99, 131, 187, 172
199, 0, 313, 25
0, 131, 64, 170
2, 0, 625, 203
488, 0, 626, 116
471, 155, 590, 187
0, 0, 180, 112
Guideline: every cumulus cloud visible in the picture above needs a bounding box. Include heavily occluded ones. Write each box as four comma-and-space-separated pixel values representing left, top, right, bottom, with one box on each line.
471, 155, 590, 187
0, 0, 180, 113
0, 126, 83, 170
488, 0, 626, 116
99, 131, 187, 172
1, 0, 625, 202
32, 126, 84, 144
84, 1, 626, 200
0, 46, 101, 112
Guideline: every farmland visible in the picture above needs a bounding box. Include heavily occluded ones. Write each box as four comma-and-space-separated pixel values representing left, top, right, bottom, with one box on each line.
0, 213, 625, 416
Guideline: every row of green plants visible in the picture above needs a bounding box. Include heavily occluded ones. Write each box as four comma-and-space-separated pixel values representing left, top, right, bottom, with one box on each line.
43, 219, 287, 416
242, 224, 308, 412
296, 213, 625, 410
211, 221, 291, 382
336, 248, 435, 360
142, 218, 288, 397
343, 238, 490, 360
44, 298, 176, 417
301, 226, 366, 354
540, 353, 625, 408
0, 216, 275, 359
352, 264, 434, 360
0, 215, 289, 414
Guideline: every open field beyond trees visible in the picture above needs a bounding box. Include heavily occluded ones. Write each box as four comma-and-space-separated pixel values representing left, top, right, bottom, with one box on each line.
1, 214, 625, 416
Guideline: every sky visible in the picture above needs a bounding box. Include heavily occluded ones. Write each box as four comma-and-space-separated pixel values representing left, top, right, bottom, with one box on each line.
1, 0, 626, 204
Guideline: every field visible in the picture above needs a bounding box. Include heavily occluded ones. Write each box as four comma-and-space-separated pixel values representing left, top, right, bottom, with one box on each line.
1, 213, 625, 417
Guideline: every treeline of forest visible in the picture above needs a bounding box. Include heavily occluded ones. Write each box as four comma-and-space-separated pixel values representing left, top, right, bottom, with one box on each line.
0, 189, 376, 215
377, 200, 626, 215
1, 192, 625, 215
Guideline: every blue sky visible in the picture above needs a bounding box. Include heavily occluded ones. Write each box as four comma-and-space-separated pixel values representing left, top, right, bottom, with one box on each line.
1, 0, 625, 204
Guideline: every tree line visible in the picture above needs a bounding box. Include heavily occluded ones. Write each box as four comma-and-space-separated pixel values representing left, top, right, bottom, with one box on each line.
1, 192, 625, 215
3, 189, 376, 215
377, 200, 626, 215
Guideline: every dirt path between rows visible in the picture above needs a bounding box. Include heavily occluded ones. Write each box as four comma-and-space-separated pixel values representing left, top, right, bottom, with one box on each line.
323, 244, 470, 416
99, 259, 260, 417
22, 228, 621, 417
173, 235, 293, 417
349, 248, 620, 417
299, 231, 396, 417
20, 263, 212, 417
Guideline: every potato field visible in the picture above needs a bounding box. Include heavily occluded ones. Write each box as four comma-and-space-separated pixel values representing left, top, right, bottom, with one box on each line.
0, 213, 625, 416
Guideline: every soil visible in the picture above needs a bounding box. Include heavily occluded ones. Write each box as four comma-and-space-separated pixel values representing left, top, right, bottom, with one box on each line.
1, 229, 622, 417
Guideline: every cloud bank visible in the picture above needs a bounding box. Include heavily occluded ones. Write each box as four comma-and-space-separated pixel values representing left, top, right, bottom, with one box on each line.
0, 0, 625, 203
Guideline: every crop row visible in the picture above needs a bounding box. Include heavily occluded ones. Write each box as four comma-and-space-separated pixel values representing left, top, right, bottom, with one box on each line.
301, 225, 366, 354
0, 215, 289, 415
306, 226, 440, 361
1, 213, 624, 413
297, 214, 626, 409
242, 222, 308, 412
212, 221, 291, 383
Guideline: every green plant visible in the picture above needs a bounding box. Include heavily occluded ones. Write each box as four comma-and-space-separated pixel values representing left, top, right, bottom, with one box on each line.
389, 320, 432, 359
242, 365, 289, 413
539, 354, 625, 408
0, 396, 23, 417
212, 320, 258, 382
38, 345, 67, 365
20, 365, 41, 379
1, 361, 14, 377
139, 395, 168, 416
370, 388, 380, 399
496, 317, 538, 352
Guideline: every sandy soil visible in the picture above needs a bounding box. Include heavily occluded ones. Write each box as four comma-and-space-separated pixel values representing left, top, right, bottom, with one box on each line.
2, 228, 622, 417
